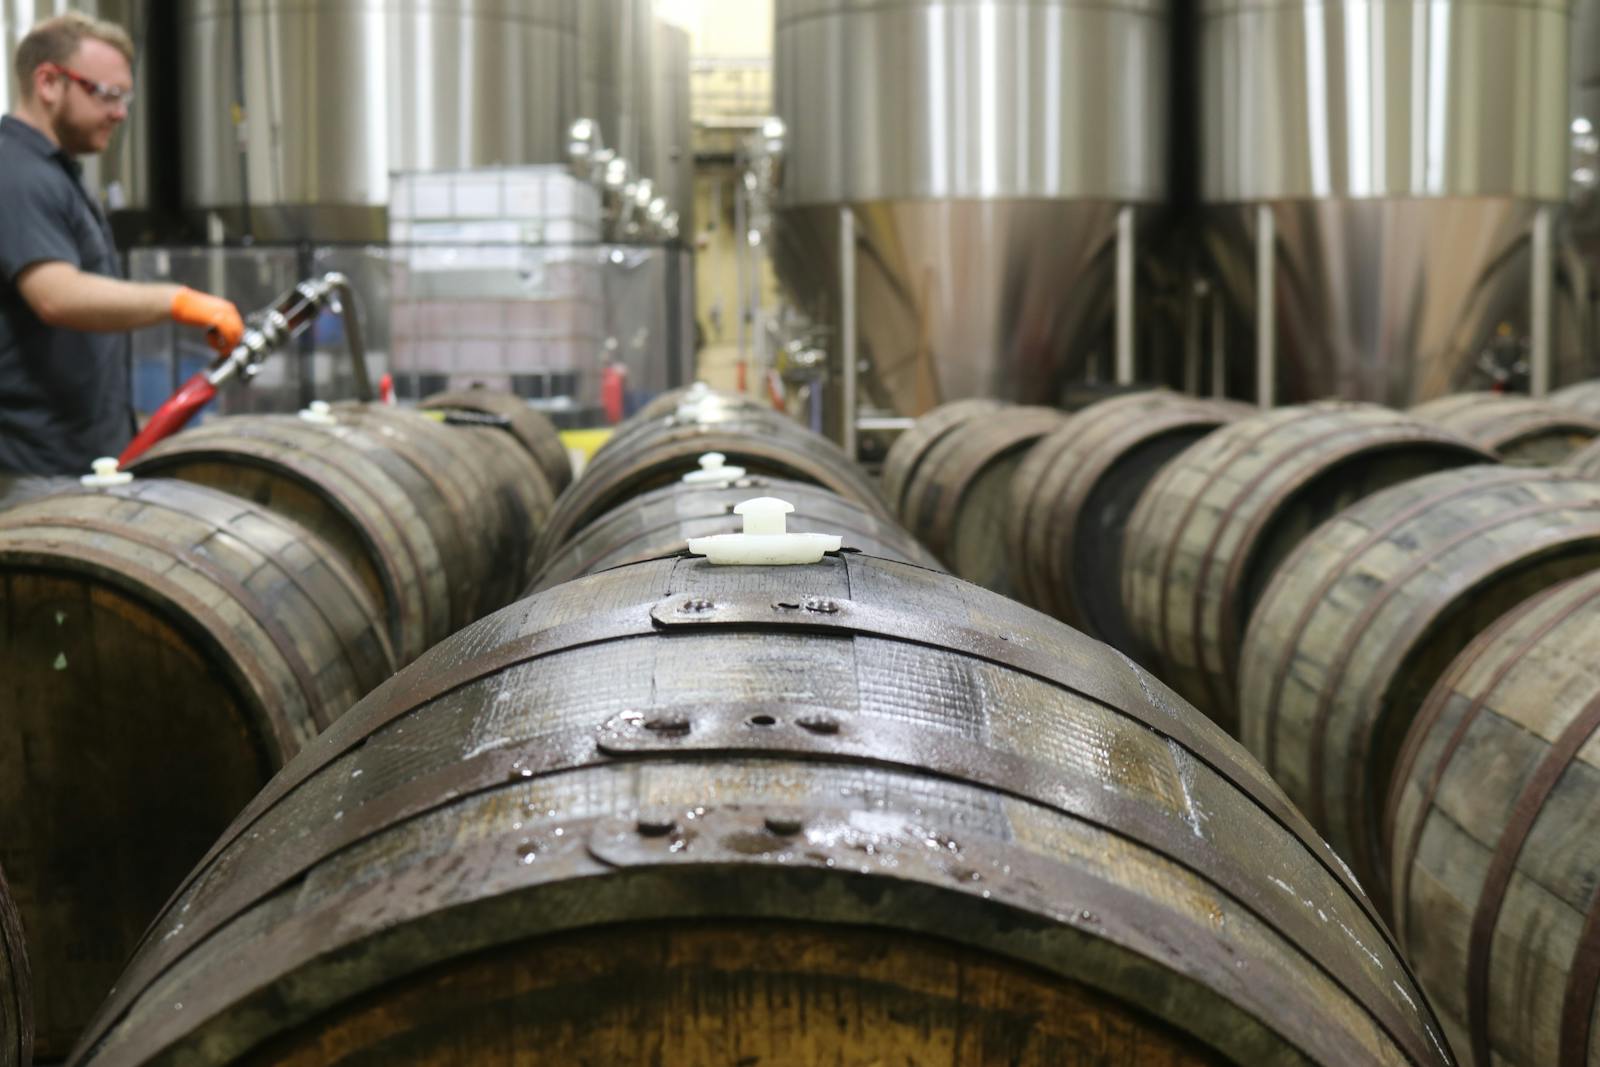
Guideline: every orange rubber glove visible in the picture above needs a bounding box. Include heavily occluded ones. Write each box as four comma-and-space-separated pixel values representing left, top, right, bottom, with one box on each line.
170, 287, 245, 356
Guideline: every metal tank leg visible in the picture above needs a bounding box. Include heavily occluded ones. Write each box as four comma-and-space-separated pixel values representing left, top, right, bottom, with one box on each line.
839, 205, 859, 460
1116, 206, 1137, 386
1530, 205, 1554, 397
1255, 204, 1276, 409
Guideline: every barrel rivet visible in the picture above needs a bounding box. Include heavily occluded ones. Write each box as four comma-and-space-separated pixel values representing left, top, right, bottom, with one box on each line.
681, 598, 716, 614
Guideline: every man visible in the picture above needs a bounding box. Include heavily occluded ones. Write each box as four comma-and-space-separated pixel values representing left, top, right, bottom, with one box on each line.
0, 11, 243, 489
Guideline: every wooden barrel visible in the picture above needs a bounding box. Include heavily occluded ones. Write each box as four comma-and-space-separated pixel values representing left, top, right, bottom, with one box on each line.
72, 552, 1448, 1067
1387, 571, 1600, 1067
0, 479, 394, 1059
132, 404, 554, 664
1568, 438, 1600, 479
879, 399, 1004, 522
622, 382, 768, 430
421, 387, 572, 493
1007, 392, 1248, 643
1410, 393, 1600, 466
1237, 465, 1600, 900
536, 409, 890, 559
1548, 380, 1600, 421
528, 476, 941, 592
0, 862, 29, 1067
901, 406, 1068, 595
1122, 403, 1491, 733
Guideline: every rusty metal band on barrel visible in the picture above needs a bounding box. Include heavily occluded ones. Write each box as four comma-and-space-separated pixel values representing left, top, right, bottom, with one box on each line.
85, 697, 1438, 1067
1213, 428, 1492, 701
0, 515, 329, 731
84, 803, 1388, 1067
1467, 687, 1600, 1067
93, 592, 1439, 1059
127, 486, 397, 686
1385, 581, 1596, 947
1309, 493, 1600, 858
1258, 467, 1547, 777
136, 426, 433, 650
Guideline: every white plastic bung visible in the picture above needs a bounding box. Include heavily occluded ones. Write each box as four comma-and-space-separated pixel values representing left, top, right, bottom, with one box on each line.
681, 451, 747, 485
298, 399, 337, 425
687, 496, 842, 565
675, 380, 714, 420
80, 456, 132, 487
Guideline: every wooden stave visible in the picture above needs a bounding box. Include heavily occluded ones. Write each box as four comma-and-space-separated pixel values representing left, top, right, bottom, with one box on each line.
1120, 402, 1492, 734
527, 476, 941, 592
900, 407, 1068, 592
0, 479, 394, 1058
1411, 393, 1600, 466
72, 553, 1449, 1067
535, 415, 892, 560
420, 387, 573, 493
1008, 392, 1244, 636
0, 861, 29, 1067
1385, 571, 1600, 1067
880, 399, 1005, 523
1237, 465, 1600, 902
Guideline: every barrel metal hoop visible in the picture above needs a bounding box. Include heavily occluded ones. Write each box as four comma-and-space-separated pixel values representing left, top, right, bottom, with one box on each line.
1561, 879, 1600, 1065
0, 515, 329, 731
1257, 467, 1551, 776
907, 412, 1063, 559
137, 430, 431, 654
81, 805, 1380, 1067
83, 707, 1436, 1067
1308, 494, 1600, 858
1467, 687, 1600, 1067
123, 486, 398, 686
1385, 581, 1597, 946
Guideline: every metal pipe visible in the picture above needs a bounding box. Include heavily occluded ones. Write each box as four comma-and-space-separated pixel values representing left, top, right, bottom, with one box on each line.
1211, 286, 1227, 398
839, 205, 859, 459
322, 273, 373, 402
1530, 205, 1554, 397
1184, 279, 1204, 395
1255, 204, 1276, 408
1115, 206, 1136, 385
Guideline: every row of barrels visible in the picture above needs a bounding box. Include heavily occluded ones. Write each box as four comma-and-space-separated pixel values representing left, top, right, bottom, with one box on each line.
0, 389, 569, 1063
54, 386, 1452, 1065
885, 383, 1600, 1066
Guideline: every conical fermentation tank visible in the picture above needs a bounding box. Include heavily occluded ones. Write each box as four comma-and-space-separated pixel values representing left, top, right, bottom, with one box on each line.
773, 0, 1170, 433
1201, 0, 1577, 404
650, 19, 693, 236
179, 0, 583, 240
578, 0, 654, 183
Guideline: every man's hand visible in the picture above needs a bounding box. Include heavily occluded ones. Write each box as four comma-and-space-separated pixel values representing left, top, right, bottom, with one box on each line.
171, 287, 244, 355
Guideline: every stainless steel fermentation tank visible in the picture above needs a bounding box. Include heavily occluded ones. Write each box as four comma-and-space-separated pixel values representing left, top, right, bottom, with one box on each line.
1202, 0, 1580, 404
179, 0, 584, 240
773, 0, 1169, 441
650, 20, 693, 239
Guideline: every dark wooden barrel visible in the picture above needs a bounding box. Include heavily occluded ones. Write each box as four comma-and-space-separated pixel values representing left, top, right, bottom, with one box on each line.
131, 404, 554, 664
536, 410, 890, 559
421, 387, 572, 493
71, 553, 1448, 1067
0, 862, 29, 1067
1387, 572, 1600, 1067
879, 399, 1004, 522
1411, 393, 1600, 466
901, 406, 1068, 595
623, 382, 768, 429
528, 476, 941, 592
1548, 380, 1600, 421
1237, 465, 1600, 900
1122, 402, 1492, 733
0, 479, 394, 1059
1007, 392, 1248, 644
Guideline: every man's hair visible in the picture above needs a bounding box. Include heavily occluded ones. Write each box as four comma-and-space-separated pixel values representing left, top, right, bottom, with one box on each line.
13, 11, 134, 101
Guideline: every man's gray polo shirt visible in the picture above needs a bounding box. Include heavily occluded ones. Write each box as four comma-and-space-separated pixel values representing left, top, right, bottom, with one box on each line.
0, 114, 133, 475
